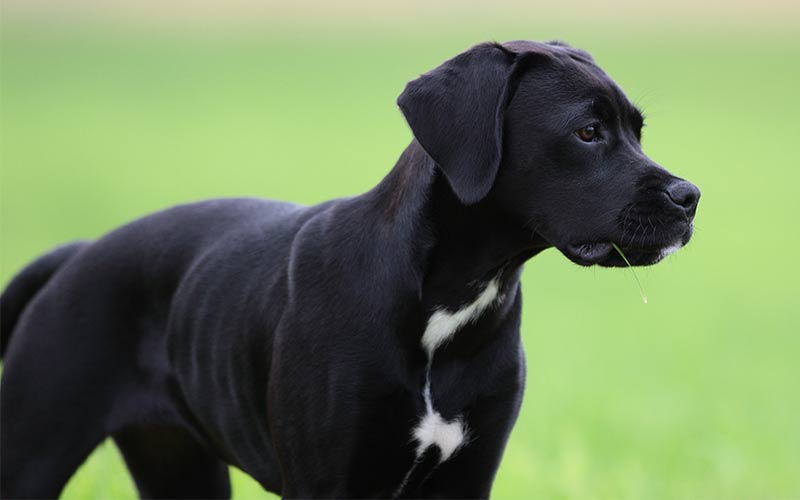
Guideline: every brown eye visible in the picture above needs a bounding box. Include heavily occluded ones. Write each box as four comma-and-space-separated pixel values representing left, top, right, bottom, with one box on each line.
576, 124, 599, 142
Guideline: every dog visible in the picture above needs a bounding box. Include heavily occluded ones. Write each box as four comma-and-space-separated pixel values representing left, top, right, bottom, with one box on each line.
0, 40, 700, 499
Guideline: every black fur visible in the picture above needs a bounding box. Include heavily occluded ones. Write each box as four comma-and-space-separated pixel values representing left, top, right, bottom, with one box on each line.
0, 242, 89, 357
0, 40, 699, 499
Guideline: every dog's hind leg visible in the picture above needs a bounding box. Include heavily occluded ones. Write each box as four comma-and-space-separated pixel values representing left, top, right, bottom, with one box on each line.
0, 326, 115, 499
113, 425, 231, 499
0, 263, 143, 498
0, 400, 107, 499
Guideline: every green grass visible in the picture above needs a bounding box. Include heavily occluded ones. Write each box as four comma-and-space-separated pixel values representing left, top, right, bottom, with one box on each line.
2, 21, 799, 499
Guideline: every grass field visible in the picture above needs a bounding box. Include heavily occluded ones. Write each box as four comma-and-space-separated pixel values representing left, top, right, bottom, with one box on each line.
2, 11, 799, 499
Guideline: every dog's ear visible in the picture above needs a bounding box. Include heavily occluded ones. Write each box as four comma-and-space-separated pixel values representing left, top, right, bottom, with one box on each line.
397, 43, 517, 205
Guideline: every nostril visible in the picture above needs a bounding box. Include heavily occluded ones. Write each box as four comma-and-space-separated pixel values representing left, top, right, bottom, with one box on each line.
666, 180, 701, 214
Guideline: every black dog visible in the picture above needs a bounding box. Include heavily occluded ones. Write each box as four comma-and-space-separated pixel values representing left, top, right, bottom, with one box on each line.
0, 40, 699, 499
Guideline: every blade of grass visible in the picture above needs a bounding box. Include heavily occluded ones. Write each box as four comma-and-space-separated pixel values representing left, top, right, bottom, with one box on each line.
611, 242, 648, 304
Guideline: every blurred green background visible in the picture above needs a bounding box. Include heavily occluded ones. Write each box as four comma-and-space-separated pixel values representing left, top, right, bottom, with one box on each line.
1, 1, 799, 498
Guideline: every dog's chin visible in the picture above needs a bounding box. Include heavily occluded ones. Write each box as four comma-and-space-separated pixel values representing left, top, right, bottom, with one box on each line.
563, 242, 615, 266
563, 242, 676, 267
562, 228, 692, 268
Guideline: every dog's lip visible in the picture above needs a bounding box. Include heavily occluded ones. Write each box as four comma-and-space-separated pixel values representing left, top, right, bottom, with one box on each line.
565, 241, 666, 266
566, 241, 614, 265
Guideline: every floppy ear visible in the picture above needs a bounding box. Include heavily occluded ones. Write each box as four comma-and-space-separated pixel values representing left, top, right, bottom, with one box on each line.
397, 43, 516, 205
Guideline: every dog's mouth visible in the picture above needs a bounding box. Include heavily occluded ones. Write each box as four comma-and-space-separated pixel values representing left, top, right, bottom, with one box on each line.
564, 224, 693, 267
566, 242, 667, 267
565, 241, 615, 265
566, 241, 615, 265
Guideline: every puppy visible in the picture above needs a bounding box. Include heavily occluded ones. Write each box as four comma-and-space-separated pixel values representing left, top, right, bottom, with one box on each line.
0, 40, 699, 499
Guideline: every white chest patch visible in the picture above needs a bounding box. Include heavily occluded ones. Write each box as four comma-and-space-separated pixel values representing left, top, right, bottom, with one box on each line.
413, 411, 465, 461
411, 277, 503, 463
421, 278, 501, 357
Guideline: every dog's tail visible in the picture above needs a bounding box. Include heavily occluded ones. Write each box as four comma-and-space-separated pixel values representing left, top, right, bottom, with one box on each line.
1, 241, 89, 358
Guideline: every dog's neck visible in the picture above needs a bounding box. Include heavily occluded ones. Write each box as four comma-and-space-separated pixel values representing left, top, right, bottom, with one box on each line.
365, 140, 550, 309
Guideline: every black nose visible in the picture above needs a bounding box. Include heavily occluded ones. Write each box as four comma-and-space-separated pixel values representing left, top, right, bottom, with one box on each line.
665, 179, 701, 217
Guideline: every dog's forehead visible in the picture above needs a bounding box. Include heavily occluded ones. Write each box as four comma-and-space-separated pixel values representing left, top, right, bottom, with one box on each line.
506, 41, 638, 118
502, 39, 594, 65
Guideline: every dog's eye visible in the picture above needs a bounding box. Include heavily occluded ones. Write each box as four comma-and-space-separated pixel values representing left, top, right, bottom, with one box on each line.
576, 124, 601, 142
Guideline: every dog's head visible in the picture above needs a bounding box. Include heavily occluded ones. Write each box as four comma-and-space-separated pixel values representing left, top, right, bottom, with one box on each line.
398, 41, 700, 267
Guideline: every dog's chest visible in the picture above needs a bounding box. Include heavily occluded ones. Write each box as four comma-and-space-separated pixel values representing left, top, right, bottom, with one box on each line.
411, 277, 503, 461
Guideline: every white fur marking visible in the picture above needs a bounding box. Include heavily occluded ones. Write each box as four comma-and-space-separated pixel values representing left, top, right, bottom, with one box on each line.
406, 277, 503, 467
421, 278, 501, 357
413, 411, 466, 461
659, 242, 683, 260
